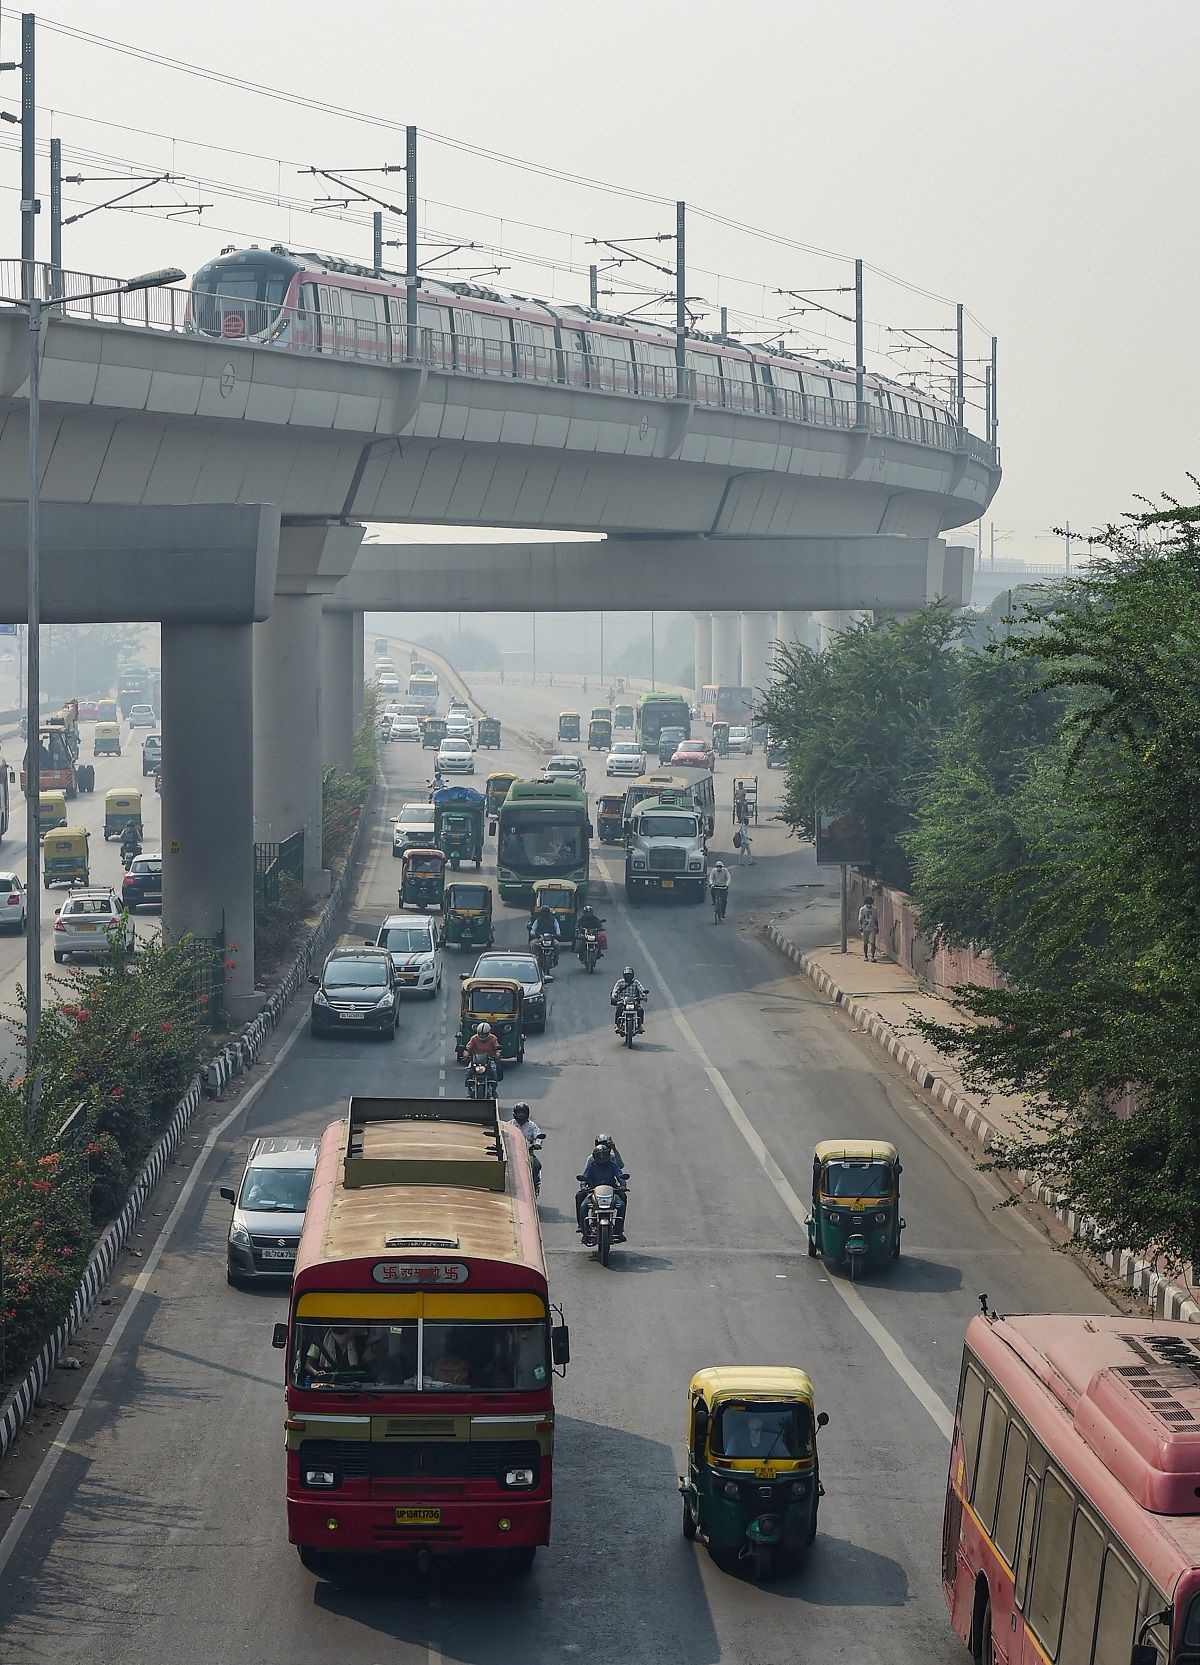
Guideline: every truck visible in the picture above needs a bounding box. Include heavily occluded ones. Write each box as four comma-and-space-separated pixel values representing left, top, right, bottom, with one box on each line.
21, 700, 93, 797
624, 790, 708, 904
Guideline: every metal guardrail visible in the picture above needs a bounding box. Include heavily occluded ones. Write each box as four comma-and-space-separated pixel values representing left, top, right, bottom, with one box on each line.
254, 830, 304, 909
0, 259, 998, 468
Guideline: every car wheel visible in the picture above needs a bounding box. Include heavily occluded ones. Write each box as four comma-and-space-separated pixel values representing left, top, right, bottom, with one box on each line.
53, 950, 64, 963
384, 1021, 397, 1042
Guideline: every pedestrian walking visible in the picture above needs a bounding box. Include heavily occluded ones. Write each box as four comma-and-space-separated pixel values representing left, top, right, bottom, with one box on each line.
858, 895, 880, 961
736, 824, 754, 866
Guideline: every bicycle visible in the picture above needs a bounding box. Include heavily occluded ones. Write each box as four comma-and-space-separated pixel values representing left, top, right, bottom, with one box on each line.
711, 884, 729, 923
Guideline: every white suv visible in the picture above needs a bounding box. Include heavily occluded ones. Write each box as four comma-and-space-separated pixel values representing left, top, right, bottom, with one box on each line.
367, 913, 443, 998
52, 887, 135, 962
438, 737, 474, 775
392, 801, 436, 857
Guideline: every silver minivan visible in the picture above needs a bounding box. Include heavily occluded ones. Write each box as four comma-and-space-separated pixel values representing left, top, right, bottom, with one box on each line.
220, 1136, 319, 1286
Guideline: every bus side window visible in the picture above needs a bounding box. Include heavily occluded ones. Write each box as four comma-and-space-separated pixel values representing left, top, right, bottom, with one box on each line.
1014, 1474, 1039, 1607
1057, 1510, 1103, 1665
1026, 1468, 1074, 1656
972, 1390, 1008, 1534
957, 1363, 986, 1495
1091, 1551, 1141, 1665
993, 1421, 1028, 1565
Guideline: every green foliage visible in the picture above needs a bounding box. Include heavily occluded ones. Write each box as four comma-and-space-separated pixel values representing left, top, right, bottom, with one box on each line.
253, 873, 312, 975
757, 607, 962, 888
322, 699, 378, 868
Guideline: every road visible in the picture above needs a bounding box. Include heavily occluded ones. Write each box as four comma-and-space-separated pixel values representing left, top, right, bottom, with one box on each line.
0, 715, 162, 1069
0, 683, 1112, 1665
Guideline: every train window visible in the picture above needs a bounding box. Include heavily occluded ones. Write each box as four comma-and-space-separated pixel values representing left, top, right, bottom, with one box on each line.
771, 364, 801, 389
349, 290, 384, 324
802, 372, 832, 400
418, 304, 445, 333
478, 314, 507, 341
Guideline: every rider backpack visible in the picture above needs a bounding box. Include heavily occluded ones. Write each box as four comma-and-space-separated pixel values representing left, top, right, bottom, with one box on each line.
733, 828, 742, 849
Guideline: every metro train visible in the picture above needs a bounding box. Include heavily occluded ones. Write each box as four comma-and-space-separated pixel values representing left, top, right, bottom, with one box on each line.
186, 244, 953, 436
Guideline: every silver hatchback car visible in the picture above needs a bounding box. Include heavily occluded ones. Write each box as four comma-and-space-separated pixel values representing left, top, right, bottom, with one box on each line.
220, 1136, 319, 1285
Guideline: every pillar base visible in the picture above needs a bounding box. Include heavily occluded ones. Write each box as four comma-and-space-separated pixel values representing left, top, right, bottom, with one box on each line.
226, 991, 267, 1026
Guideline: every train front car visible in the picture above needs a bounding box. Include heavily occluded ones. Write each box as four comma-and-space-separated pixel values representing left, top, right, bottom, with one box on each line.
186, 247, 305, 347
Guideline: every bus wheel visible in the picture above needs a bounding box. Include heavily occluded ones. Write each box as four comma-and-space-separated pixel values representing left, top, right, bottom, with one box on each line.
507, 1546, 537, 1573
298, 1545, 331, 1578
974, 1588, 994, 1665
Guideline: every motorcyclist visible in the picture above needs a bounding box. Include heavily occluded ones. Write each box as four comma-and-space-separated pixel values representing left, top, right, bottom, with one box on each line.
463, 1021, 503, 1083
593, 1132, 625, 1173
511, 1102, 543, 1189
575, 900, 603, 953
528, 902, 561, 964
576, 1139, 628, 1244
610, 965, 648, 1034
119, 820, 143, 863
709, 860, 730, 919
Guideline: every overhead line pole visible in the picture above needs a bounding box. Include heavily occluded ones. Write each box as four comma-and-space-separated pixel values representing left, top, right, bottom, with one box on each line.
675, 200, 686, 396
588, 264, 598, 310
854, 257, 864, 427
19, 11, 35, 299
48, 136, 60, 295
955, 302, 965, 432
405, 124, 418, 360
372, 210, 382, 274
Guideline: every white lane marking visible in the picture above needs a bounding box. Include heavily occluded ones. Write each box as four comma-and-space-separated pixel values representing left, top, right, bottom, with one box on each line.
601, 855, 955, 1442
0, 1011, 310, 1574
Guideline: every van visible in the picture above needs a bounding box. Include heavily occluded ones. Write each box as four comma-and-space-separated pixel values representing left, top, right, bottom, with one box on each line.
219, 1137, 319, 1286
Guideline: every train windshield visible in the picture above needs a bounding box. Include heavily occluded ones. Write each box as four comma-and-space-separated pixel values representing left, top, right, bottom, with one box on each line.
190, 253, 297, 338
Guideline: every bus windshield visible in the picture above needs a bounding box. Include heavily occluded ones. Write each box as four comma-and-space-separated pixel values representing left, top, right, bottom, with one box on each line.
291, 1319, 549, 1392
638, 700, 690, 744
500, 811, 586, 873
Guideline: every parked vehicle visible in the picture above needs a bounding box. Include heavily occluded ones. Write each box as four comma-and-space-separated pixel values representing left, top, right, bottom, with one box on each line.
807, 1140, 904, 1277
220, 1136, 319, 1286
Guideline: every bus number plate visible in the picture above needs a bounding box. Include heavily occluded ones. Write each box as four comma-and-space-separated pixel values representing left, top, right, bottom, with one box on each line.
395, 1507, 441, 1525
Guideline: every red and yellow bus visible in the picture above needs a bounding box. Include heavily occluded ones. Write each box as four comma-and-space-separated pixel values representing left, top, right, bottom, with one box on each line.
943, 1310, 1200, 1665
699, 684, 754, 726
275, 1097, 569, 1574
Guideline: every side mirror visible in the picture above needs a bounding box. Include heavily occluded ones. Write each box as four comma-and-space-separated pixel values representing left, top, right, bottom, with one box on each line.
363, 938, 375, 946
550, 1324, 571, 1367
6, 766, 12, 782
308, 975, 320, 986
219, 1186, 236, 1203
816, 1411, 830, 1429
459, 971, 468, 980
271, 1322, 288, 1350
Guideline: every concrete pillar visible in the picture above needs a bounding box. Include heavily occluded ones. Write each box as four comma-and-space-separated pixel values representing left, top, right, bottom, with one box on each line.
161, 622, 260, 1022
351, 611, 365, 727
320, 608, 355, 771
254, 594, 327, 893
692, 612, 712, 696
711, 612, 740, 686
739, 611, 773, 695
816, 610, 859, 651
775, 610, 814, 651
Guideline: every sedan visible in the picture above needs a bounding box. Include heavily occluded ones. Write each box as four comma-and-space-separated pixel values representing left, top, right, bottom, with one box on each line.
542, 754, 586, 788
121, 854, 162, 912
471, 949, 549, 1032
438, 737, 475, 775
52, 888, 135, 962
0, 871, 26, 933
728, 726, 754, 756
606, 743, 646, 778
390, 715, 422, 743
672, 741, 715, 769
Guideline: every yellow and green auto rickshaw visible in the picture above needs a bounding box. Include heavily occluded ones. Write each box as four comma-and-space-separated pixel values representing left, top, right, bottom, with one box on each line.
442, 881, 494, 950
807, 1139, 904, 1277
42, 825, 90, 889
477, 716, 501, 749
680, 1367, 829, 1579
398, 847, 446, 910
558, 711, 581, 742
531, 876, 579, 944
455, 975, 524, 1063
96, 699, 119, 725
614, 703, 634, 730
485, 770, 517, 823
93, 721, 121, 757
103, 788, 142, 841
711, 720, 730, 758
432, 786, 486, 870
420, 715, 448, 750
37, 790, 68, 835
588, 716, 613, 752
596, 792, 627, 845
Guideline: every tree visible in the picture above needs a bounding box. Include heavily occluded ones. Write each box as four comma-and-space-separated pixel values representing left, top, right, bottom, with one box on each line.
757, 607, 962, 888
918, 501, 1200, 1269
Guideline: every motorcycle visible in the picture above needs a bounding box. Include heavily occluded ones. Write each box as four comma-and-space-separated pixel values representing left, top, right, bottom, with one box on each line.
120, 837, 142, 871
426, 773, 447, 801
577, 920, 605, 974
616, 993, 644, 1048
533, 932, 559, 978
579, 1179, 628, 1266
465, 1058, 498, 1101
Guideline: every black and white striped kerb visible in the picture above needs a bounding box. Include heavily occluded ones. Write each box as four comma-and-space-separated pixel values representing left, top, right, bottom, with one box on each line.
0, 784, 378, 1462
765, 922, 1200, 1328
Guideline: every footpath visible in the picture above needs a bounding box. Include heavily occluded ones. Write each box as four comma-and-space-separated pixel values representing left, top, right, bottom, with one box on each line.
766, 893, 1200, 1326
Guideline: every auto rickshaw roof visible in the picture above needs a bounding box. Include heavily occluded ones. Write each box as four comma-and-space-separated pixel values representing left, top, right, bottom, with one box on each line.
533, 878, 578, 896
558, 710, 580, 718
598, 793, 626, 809
689, 1366, 816, 1407
104, 788, 141, 805
813, 1139, 899, 1165
403, 846, 445, 863
486, 770, 517, 783
47, 824, 88, 840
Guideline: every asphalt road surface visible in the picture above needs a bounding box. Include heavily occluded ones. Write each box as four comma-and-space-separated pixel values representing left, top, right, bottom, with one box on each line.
0, 683, 1111, 1665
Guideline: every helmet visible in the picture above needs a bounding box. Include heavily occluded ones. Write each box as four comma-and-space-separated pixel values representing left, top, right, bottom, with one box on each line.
592, 1143, 610, 1163
622, 966, 635, 982
475, 1022, 491, 1038
512, 1103, 530, 1121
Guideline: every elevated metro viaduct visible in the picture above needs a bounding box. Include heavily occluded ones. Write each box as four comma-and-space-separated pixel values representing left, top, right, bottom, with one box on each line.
0, 278, 1000, 1004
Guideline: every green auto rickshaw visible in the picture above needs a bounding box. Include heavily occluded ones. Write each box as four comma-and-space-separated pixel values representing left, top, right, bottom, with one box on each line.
680, 1367, 829, 1579
398, 847, 447, 911
433, 786, 485, 870
711, 720, 730, 758
93, 721, 122, 757
442, 881, 494, 950
807, 1139, 904, 1277
614, 703, 634, 730
531, 877, 579, 945
421, 716, 448, 750
43, 825, 89, 889
477, 716, 501, 749
37, 790, 68, 834
588, 717, 613, 751
485, 770, 517, 821
455, 975, 524, 1063
103, 788, 142, 841
558, 711, 581, 742
596, 792, 627, 845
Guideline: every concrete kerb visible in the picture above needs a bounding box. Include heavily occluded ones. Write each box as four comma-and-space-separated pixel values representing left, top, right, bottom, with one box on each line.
0, 783, 377, 1464
764, 922, 1200, 1327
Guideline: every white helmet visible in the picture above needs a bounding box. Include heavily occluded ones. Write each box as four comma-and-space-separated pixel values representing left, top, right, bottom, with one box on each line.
475, 1022, 491, 1039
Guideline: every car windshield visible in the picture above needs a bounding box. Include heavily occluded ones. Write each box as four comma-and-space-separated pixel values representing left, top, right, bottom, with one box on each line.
290, 1319, 548, 1393
548, 759, 578, 772
638, 814, 698, 838
380, 926, 432, 953
477, 957, 538, 983
441, 742, 469, 752
399, 809, 432, 827
711, 1401, 812, 1460
239, 1166, 314, 1212
324, 959, 389, 988
822, 1159, 894, 1198
615, 745, 641, 755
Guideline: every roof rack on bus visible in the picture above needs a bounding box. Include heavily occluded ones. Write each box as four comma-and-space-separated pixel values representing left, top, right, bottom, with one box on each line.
342, 1096, 507, 1192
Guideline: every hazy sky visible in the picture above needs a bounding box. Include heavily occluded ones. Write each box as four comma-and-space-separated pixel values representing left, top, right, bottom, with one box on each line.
3, 0, 1196, 558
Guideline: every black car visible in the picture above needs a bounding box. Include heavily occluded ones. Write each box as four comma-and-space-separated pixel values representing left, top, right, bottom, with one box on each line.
121, 854, 162, 912
309, 947, 400, 1039
658, 726, 686, 764
470, 949, 549, 1032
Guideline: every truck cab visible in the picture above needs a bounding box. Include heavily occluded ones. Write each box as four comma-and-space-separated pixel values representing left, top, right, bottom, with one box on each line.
624, 792, 708, 903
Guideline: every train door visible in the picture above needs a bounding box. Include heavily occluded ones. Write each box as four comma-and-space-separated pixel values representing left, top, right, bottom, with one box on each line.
557, 325, 589, 387
297, 281, 321, 353
720, 352, 755, 413
417, 301, 447, 368
453, 308, 482, 374
477, 311, 511, 376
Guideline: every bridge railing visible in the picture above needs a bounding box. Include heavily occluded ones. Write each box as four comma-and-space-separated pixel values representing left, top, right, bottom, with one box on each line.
0, 260, 992, 466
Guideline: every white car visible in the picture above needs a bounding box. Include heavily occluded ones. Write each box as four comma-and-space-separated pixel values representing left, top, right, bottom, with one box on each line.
542, 754, 586, 788
0, 871, 26, 933
389, 715, 422, 743
367, 913, 443, 998
438, 737, 475, 775
606, 743, 646, 777
728, 726, 754, 755
127, 703, 156, 729
392, 802, 436, 857
52, 888, 135, 962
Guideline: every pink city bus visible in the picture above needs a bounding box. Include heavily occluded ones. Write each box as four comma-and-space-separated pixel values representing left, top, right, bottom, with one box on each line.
943, 1311, 1200, 1665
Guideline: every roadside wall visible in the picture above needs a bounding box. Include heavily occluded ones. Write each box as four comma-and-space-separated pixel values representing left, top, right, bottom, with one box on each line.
847, 869, 1005, 995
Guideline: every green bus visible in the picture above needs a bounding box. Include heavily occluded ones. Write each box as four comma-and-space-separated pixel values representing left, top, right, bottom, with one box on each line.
496, 779, 591, 903
635, 692, 691, 749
